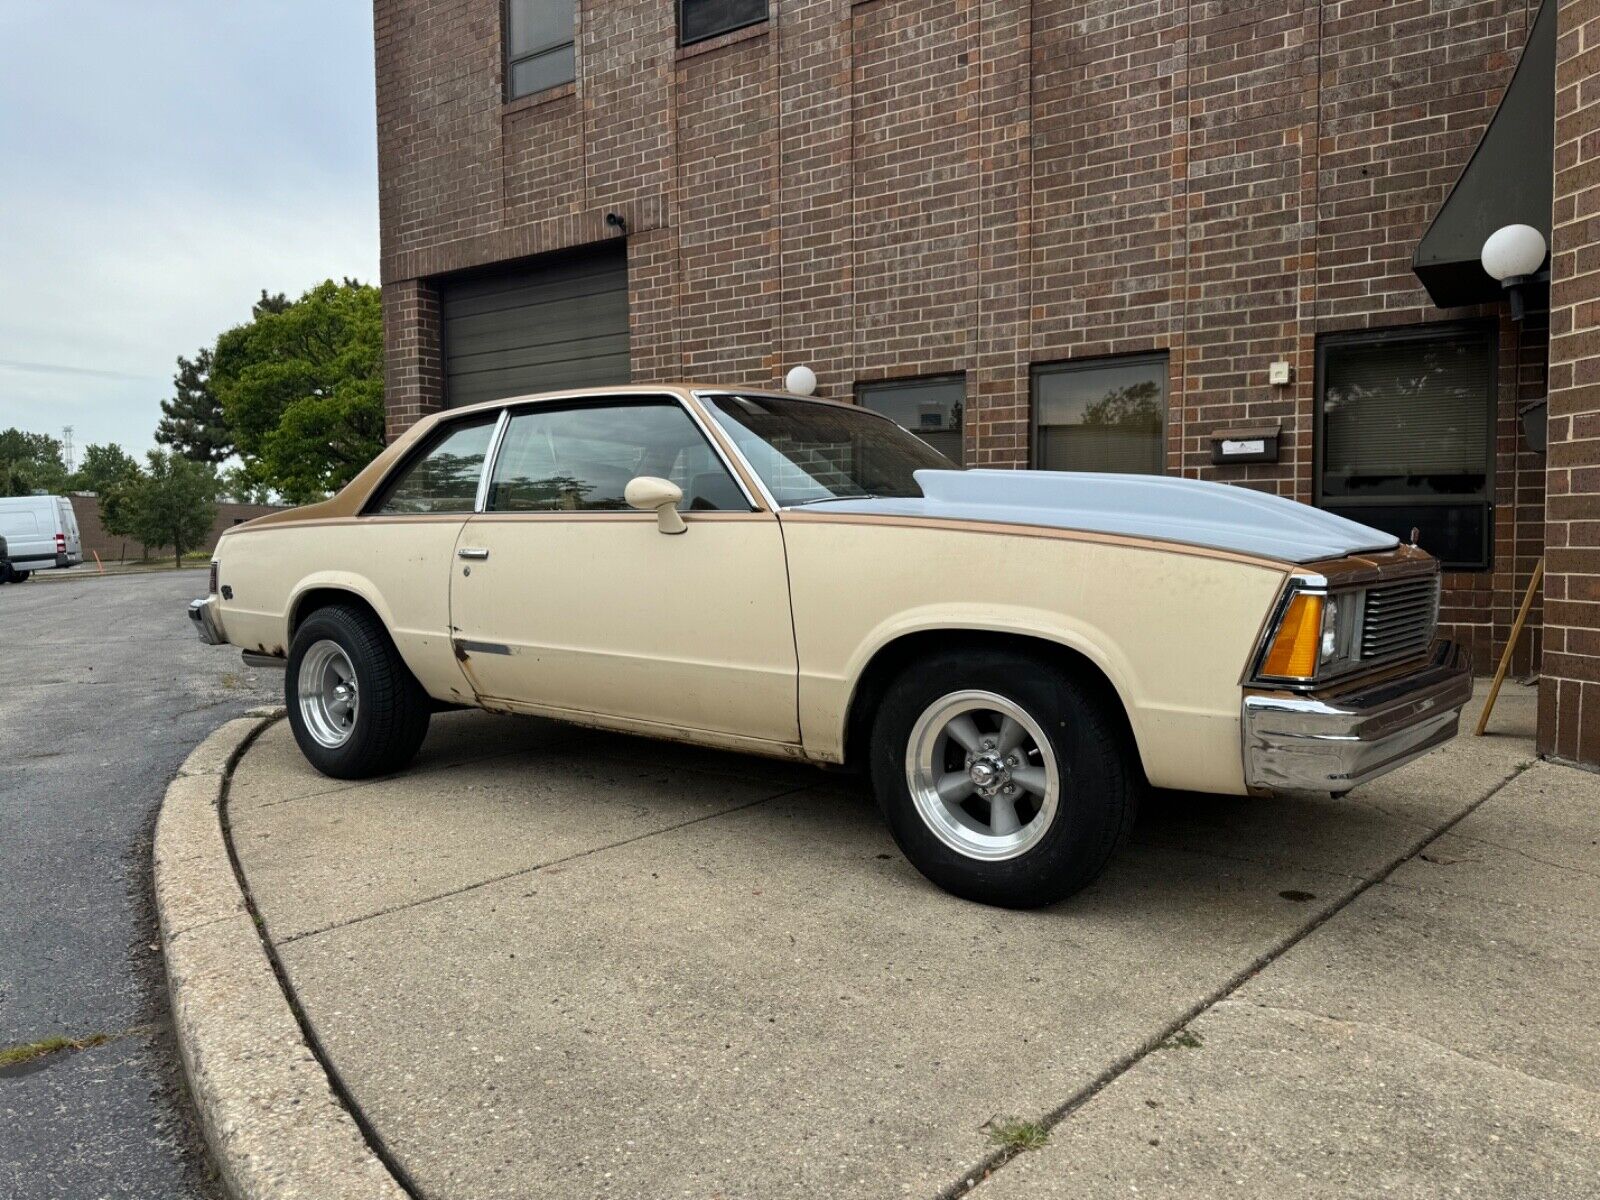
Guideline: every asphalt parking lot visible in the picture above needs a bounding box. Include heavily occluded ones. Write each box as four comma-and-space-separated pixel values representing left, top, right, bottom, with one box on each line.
0, 571, 275, 1198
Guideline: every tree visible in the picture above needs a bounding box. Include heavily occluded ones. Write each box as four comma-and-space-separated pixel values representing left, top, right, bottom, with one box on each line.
0, 428, 70, 496
98, 465, 145, 561
219, 464, 274, 505
70, 442, 141, 495
210, 280, 384, 503
1079, 380, 1164, 432
123, 450, 219, 569
154, 349, 233, 464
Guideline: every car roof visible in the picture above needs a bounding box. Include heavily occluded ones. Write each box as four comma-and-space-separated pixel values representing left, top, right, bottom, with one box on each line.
436, 383, 862, 423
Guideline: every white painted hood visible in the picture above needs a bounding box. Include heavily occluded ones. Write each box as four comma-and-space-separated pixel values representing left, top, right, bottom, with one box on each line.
799, 470, 1400, 564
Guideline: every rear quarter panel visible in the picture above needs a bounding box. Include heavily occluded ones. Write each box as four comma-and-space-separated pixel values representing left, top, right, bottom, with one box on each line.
781, 516, 1289, 795
214, 516, 468, 699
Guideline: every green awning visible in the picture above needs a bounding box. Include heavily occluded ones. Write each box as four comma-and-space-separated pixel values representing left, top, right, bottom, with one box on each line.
1413, 0, 1553, 309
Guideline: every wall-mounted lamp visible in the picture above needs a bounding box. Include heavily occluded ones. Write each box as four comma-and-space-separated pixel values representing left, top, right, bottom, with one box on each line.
605, 211, 628, 236
1481, 223, 1546, 321
784, 365, 817, 396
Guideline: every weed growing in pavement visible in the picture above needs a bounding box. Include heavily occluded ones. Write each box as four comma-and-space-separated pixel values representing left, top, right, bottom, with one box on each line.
985, 1116, 1050, 1153
0, 1032, 111, 1069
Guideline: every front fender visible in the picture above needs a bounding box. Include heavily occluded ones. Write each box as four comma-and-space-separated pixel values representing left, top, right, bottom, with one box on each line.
823, 603, 1144, 760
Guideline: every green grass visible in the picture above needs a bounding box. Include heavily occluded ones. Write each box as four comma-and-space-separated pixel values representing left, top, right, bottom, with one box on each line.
0, 1032, 110, 1069
1159, 1028, 1204, 1050
986, 1116, 1051, 1153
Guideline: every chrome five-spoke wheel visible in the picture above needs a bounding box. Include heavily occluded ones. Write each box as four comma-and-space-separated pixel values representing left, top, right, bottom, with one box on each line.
297, 638, 359, 748
906, 690, 1061, 862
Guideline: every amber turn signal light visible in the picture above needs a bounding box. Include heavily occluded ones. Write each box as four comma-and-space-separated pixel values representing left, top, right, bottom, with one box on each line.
1262, 592, 1324, 679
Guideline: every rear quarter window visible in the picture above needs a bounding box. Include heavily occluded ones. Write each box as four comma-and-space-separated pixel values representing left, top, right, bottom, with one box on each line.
367, 417, 498, 514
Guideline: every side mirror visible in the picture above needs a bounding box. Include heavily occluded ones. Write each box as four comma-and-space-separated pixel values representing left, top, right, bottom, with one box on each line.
625, 476, 687, 535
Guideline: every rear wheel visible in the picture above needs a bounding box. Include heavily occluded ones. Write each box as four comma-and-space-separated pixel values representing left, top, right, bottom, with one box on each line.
285, 603, 430, 779
9, 570, 29, 583
870, 650, 1137, 908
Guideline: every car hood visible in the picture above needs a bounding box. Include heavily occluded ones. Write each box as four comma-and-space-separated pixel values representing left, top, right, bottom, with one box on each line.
793, 470, 1400, 564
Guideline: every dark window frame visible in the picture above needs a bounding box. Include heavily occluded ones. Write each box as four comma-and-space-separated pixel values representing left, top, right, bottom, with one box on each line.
503, 0, 576, 101
1313, 321, 1498, 571
677, 0, 769, 47
855, 373, 967, 466
1029, 351, 1171, 475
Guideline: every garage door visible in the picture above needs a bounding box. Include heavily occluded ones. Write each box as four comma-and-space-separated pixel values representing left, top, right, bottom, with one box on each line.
441, 244, 630, 408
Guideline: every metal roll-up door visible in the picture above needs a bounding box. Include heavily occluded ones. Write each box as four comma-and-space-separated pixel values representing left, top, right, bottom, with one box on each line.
441, 244, 630, 408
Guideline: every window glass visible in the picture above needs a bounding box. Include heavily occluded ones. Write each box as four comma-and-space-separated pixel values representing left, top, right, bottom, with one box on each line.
702, 394, 957, 507
680, 0, 767, 46
375, 418, 496, 514
485, 401, 746, 513
1317, 325, 1494, 569
857, 375, 965, 466
1033, 354, 1168, 475
506, 0, 574, 98
509, 44, 574, 97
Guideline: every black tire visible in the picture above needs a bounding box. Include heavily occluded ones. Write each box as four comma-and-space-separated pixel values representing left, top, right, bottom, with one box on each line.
11, 570, 29, 583
869, 650, 1138, 908
285, 603, 431, 779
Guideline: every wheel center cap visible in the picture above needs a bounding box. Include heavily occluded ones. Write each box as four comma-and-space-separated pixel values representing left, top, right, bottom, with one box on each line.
969, 755, 1005, 789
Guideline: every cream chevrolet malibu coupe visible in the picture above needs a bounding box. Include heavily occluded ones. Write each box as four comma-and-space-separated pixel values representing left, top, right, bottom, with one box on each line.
190, 385, 1471, 907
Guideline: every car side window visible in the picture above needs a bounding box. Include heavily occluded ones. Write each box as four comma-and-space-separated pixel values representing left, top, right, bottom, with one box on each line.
486, 401, 748, 513
373, 417, 497, 514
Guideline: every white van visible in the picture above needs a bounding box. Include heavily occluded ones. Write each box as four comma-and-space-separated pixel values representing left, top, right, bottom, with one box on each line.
0, 495, 82, 582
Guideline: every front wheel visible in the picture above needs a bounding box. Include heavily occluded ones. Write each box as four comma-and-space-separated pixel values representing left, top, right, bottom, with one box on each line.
285, 603, 431, 779
870, 650, 1138, 908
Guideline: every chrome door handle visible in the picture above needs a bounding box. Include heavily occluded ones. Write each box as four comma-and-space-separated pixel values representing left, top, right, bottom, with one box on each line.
457, 547, 490, 560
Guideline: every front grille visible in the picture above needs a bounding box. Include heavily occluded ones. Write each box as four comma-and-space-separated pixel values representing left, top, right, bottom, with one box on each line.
1360, 575, 1439, 662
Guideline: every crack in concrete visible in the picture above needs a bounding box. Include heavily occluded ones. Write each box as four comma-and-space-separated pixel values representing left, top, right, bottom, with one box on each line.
1435, 832, 1600, 880
1211, 997, 1600, 1101
939, 757, 1537, 1199
271, 782, 817, 946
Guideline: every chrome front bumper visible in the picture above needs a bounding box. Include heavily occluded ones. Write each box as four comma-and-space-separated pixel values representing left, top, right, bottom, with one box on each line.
1242, 640, 1472, 793
188, 596, 226, 646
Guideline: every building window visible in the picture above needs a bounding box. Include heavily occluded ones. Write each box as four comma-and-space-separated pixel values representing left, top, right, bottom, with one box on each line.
1316, 324, 1494, 570
857, 375, 965, 466
505, 0, 574, 99
679, 0, 768, 46
1032, 353, 1168, 475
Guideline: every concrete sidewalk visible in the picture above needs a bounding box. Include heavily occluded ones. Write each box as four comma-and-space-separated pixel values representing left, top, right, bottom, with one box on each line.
188, 682, 1598, 1197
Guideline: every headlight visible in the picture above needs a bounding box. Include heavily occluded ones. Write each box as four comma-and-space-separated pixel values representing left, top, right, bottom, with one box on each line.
1320, 594, 1359, 670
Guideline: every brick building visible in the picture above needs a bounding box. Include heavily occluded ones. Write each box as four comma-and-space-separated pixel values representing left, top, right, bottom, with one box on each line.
374, 0, 1600, 768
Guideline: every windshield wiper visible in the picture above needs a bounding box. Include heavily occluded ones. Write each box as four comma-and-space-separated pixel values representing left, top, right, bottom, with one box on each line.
783, 493, 874, 507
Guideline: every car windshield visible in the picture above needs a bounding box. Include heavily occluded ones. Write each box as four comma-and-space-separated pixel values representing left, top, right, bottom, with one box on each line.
701, 393, 958, 506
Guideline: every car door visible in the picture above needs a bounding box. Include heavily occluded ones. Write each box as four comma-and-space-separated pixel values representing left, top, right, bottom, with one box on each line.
448, 396, 800, 745
341, 413, 501, 697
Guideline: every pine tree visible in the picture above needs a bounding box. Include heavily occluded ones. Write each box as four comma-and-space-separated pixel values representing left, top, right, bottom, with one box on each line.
154, 349, 233, 464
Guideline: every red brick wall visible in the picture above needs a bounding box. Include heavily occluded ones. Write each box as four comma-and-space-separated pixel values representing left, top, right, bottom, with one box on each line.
1544, 0, 1600, 767
375, 0, 1555, 678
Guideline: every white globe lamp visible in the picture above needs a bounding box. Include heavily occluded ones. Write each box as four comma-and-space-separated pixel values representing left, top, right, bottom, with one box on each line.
1480, 224, 1546, 320
784, 365, 817, 396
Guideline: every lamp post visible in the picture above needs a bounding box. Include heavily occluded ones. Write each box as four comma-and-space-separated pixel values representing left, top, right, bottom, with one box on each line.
1480, 223, 1547, 321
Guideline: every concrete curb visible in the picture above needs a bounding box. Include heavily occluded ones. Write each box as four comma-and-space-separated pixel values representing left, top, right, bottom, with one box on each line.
154, 710, 410, 1200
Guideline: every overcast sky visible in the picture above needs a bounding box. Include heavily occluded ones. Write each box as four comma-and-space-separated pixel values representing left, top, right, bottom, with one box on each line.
0, 2, 379, 460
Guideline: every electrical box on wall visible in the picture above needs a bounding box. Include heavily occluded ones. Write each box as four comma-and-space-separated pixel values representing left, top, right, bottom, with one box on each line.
1210, 424, 1281, 465
1268, 361, 1293, 386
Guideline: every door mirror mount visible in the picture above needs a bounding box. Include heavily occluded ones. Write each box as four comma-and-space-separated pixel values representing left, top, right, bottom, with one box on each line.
625, 476, 687, 535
